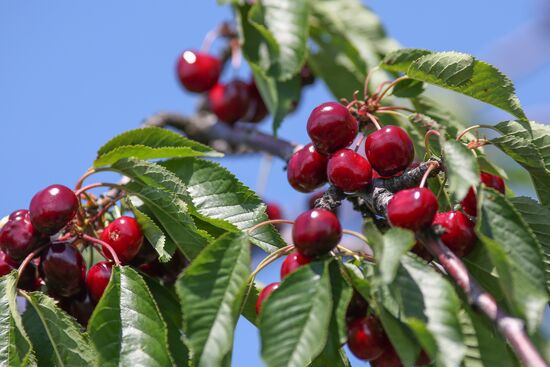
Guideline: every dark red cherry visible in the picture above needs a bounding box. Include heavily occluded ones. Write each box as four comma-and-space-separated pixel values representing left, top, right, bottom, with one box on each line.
299, 64, 315, 86
433, 211, 477, 257
86, 261, 113, 303
280, 251, 312, 278
176, 50, 221, 93
370, 346, 403, 367
387, 188, 438, 231
0, 251, 14, 277
461, 171, 506, 217
256, 282, 280, 315
243, 80, 268, 123
287, 144, 328, 193
365, 126, 414, 177
266, 202, 283, 221
100, 216, 143, 264
0, 251, 38, 291
307, 102, 358, 155
8, 210, 28, 220
347, 315, 389, 361
416, 350, 432, 366
29, 184, 78, 235
346, 291, 369, 323
58, 291, 95, 326
0, 210, 44, 260
41, 243, 86, 298
208, 80, 250, 124
292, 209, 342, 257
129, 239, 158, 267
138, 250, 188, 285
411, 242, 433, 262
327, 149, 372, 192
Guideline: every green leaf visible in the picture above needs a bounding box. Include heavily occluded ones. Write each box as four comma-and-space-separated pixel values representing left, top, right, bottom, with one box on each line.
176, 232, 251, 367
88, 266, 173, 367
128, 203, 169, 261
161, 158, 285, 253
381, 49, 527, 120
392, 79, 425, 98
377, 307, 419, 366
240, 282, 261, 326
260, 261, 332, 367
490, 120, 550, 208
477, 154, 509, 179
0, 273, 34, 367
476, 187, 548, 332
22, 292, 98, 367
94, 127, 221, 167
443, 139, 480, 200
411, 95, 467, 137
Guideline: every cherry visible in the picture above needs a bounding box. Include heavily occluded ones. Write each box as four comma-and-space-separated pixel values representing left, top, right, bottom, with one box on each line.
461, 171, 505, 217
0, 251, 14, 277
58, 291, 95, 326
299, 64, 315, 86
86, 261, 113, 303
411, 242, 433, 262
280, 251, 312, 278
371, 347, 430, 367
176, 50, 221, 93
347, 315, 388, 361
387, 188, 438, 231
266, 202, 283, 222
345, 291, 369, 323
0, 210, 44, 260
327, 149, 372, 192
287, 144, 328, 193
0, 251, 39, 291
256, 282, 280, 315
100, 216, 143, 264
41, 242, 86, 298
208, 80, 250, 124
433, 211, 477, 257
129, 239, 158, 267
29, 184, 78, 235
307, 102, 358, 155
292, 209, 342, 257
243, 80, 268, 123
138, 250, 188, 285
365, 126, 414, 177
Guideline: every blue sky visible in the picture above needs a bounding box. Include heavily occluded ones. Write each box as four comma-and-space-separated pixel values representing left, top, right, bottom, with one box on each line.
1, 1, 549, 365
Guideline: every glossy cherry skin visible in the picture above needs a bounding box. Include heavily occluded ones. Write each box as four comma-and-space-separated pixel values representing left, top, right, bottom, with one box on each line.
256, 282, 280, 315
86, 261, 113, 303
387, 188, 438, 231
176, 50, 221, 93
0, 251, 14, 277
345, 291, 369, 323
29, 184, 78, 235
0, 210, 44, 260
292, 209, 342, 257
208, 80, 250, 124
347, 315, 388, 361
266, 202, 283, 221
243, 80, 268, 123
101, 216, 143, 264
287, 144, 328, 193
461, 172, 506, 217
327, 149, 372, 192
58, 291, 95, 326
280, 251, 312, 278
433, 211, 477, 257
0, 251, 38, 291
365, 126, 415, 177
307, 102, 358, 155
41, 243, 86, 298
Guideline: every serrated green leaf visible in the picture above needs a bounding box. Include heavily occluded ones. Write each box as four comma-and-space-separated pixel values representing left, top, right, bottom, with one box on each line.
22, 292, 98, 367
411, 95, 467, 137
88, 266, 172, 367
0, 273, 34, 367
443, 139, 480, 200
241, 282, 261, 326
128, 203, 169, 261
260, 261, 332, 367
176, 232, 250, 367
476, 187, 548, 332
410, 52, 474, 86
392, 79, 425, 98
381, 48, 432, 73
94, 127, 220, 167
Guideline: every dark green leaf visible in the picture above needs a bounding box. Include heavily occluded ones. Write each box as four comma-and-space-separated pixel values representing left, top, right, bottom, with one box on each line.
392, 79, 425, 98
411, 95, 467, 137
128, 204, 169, 262
176, 232, 251, 367
88, 266, 173, 367
240, 282, 261, 326
377, 307, 419, 366
443, 139, 480, 200
381, 48, 432, 73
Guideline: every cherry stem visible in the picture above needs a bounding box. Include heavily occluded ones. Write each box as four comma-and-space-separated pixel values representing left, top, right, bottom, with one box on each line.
424, 129, 441, 158
336, 245, 374, 262
230, 38, 242, 70
366, 112, 382, 130
90, 194, 124, 223
342, 229, 369, 245
249, 244, 295, 283
74, 182, 121, 197
81, 233, 121, 266
376, 109, 410, 120
75, 168, 96, 190
16, 244, 49, 283
455, 124, 496, 141
377, 105, 416, 113
247, 219, 294, 234
375, 76, 409, 103
200, 27, 220, 53
354, 134, 366, 152
419, 161, 439, 188
363, 66, 380, 98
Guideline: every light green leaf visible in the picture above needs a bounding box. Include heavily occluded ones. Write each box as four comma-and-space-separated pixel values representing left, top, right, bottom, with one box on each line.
443, 139, 480, 200
176, 232, 250, 367
241, 282, 261, 326
392, 79, 425, 98
88, 266, 172, 367
128, 203, 169, 262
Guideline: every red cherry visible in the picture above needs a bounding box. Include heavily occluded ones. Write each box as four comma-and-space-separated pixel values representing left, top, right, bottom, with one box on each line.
307, 102, 358, 155
129, 239, 158, 267
347, 315, 388, 361
387, 188, 438, 231
41, 243, 86, 298
411, 242, 433, 262
280, 251, 312, 278
461, 171, 506, 217
433, 211, 477, 257
327, 149, 372, 192
86, 261, 113, 303
100, 216, 143, 264
365, 126, 414, 177
416, 350, 432, 366
346, 291, 369, 323
0, 251, 14, 277
292, 209, 342, 257
299, 64, 315, 86
243, 80, 268, 123
370, 346, 403, 367
256, 282, 280, 315
266, 202, 283, 221
0, 210, 44, 260
287, 144, 328, 193
29, 184, 78, 235
58, 291, 95, 326
176, 50, 221, 93
208, 80, 250, 124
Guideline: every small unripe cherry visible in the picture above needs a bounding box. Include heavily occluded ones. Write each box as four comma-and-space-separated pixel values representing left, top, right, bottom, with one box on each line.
292, 209, 342, 257
208, 80, 250, 124
433, 211, 477, 257
100, 216, 143, 264
365, 126, 414, 177
41, 243, 86, 298
387, 188, 438, 231
256, 282, 279, 315
307, 102, 358, 155
287, 144, 328, 193
29, 184, 78, 235
280, 251, 312, 279
461, 171, 505, 217
176, 50, 221, 93
86, 261, 113, 303
347, 315, 388, 361
0, 210, 44, 260
327, 149, 372, 192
